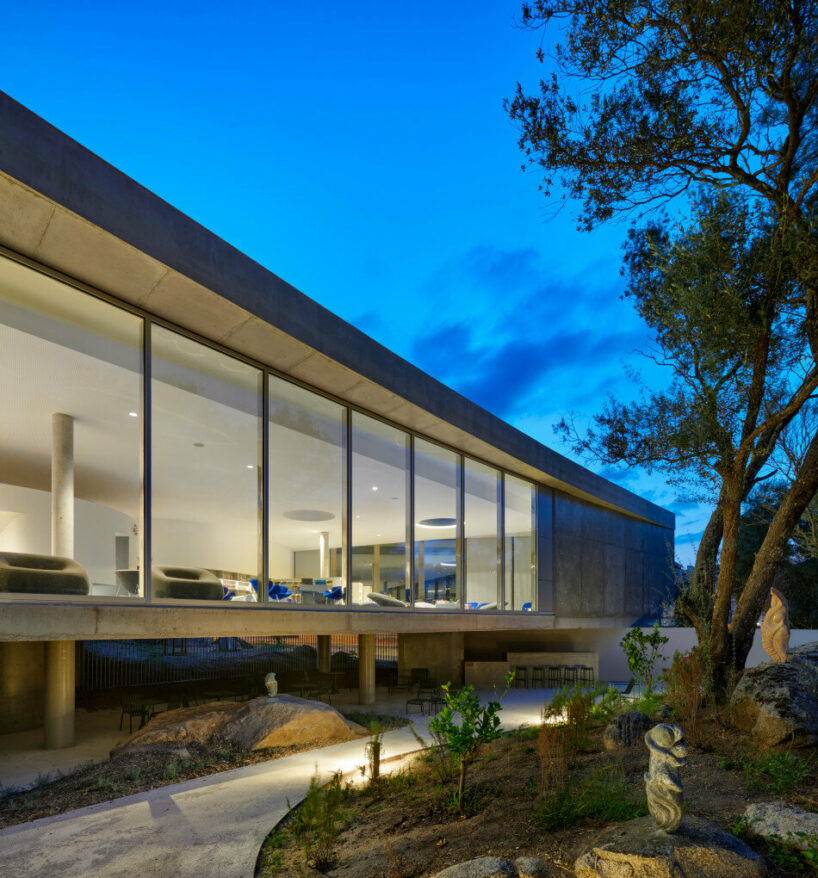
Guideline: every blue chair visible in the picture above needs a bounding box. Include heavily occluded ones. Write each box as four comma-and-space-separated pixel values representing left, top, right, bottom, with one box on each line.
269, 583, 293, 601
522, 602, 532, 611
323, 585, 345, 603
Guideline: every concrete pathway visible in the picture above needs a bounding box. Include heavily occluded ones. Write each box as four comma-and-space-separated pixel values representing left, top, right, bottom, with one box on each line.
0, 689, 548, 878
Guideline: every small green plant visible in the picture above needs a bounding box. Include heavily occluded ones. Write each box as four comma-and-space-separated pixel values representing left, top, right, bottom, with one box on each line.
95, 776, 115, 793
545, 684, 603, 751
365, 721, 384, 784
161, 757, 191, 780
427, 675, 511, 811
535, 761, 648, 829
590, 684, 625, 723
257, 827, 288, 875
620, 623, 669, 693
741, 751, 816, 795
662, 646, 709, 744
630, 688, 667, 719
123, 764, 141, 783
504, 724, 539, 742
288, 771, 347, 871
732, 814, 818, 873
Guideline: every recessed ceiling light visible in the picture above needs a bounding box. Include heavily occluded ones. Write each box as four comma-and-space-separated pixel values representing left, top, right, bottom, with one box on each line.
371, 486, 379, 491
246, 465, 254, 469
355, 515, 361, 519
416, 517, 456, 529
128, 411, 138, 418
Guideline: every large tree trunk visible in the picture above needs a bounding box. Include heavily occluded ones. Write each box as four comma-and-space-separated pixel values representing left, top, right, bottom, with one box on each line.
728, 429, 818, 673
681, 507, 722, 639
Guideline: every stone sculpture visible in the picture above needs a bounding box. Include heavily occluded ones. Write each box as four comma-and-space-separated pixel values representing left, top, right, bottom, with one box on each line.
761, 587, 790, 663
264, 671, 278, 697
644, 723, 687, 832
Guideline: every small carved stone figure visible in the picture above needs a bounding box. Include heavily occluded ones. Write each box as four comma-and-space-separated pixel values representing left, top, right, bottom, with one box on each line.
644, 723, 687, 832
264, 671, 278, 697
761, 587, 790, 663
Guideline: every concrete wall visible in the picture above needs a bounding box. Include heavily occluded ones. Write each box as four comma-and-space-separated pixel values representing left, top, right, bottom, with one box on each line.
552, 493, 673, 622
398, 632, 465, 686
0, 640, 44, 733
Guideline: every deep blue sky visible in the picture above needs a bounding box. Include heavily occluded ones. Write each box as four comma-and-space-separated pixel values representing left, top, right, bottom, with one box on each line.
1, 1, 705, 562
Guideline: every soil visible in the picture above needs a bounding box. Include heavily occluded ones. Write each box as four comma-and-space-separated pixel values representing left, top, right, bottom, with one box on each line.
256, 709, 818, 878
0, 710, 404, 830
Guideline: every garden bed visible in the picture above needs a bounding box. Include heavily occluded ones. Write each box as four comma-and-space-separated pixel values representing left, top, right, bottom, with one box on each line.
256, 706, 818, 877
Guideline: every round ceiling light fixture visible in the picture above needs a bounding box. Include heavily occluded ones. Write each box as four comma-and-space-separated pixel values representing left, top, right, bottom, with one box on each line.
416, 517, 456, 529
283, 509, 335, 522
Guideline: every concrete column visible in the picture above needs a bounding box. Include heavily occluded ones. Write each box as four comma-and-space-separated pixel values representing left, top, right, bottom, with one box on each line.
52, 413, 74, 557
44, 641, 75, 749
48, 414, 76, 749
319, 531, 330, 579
358, 633, 376, 705
0, 642, 45, 734
317, 635, 331, 673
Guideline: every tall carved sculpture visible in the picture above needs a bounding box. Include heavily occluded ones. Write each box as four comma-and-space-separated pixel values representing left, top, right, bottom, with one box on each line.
761, 587, 790, 663
644, 724, 687, 832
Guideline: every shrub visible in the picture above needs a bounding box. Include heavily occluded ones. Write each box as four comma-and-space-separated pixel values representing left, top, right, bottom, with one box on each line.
123, 764, 141, 783
545, 684, 603, 751
427, 676, 511, 811
590, 684, 625, 724
288, 771, 347, 871
662, 647, 709, 743
365, 721, 384, 785
728, 751, 817, 795
620, 623, 669, 693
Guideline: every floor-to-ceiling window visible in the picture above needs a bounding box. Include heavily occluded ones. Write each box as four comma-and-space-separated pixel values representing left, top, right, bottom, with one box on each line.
504, 474, 536, 611
268, 376, 346, 606
464, 457, 501, 608
350, 413, 409, 607
414, 438, 459, 606
0, 256, 143, 598
151, 327, 262, 600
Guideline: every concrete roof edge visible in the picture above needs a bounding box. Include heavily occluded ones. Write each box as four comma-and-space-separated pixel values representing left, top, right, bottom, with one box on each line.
0, 91, 673, 530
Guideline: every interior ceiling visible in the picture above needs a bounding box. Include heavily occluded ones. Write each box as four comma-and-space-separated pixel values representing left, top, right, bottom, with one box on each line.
0, 257, 532, 551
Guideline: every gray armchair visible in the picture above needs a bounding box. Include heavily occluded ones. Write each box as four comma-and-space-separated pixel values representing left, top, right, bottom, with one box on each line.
0, 552, 90, 595
151, 566, 223, 600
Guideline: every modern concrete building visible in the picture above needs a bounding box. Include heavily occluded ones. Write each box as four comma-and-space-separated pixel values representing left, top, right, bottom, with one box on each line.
0, 92, 674, 747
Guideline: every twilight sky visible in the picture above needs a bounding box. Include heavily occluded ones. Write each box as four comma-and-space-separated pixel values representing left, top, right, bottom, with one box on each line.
1, 0, 705, 562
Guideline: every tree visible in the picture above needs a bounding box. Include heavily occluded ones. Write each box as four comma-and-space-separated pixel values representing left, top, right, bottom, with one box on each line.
508, 0, 818, 691
556, 191, 817, 689
427, 679, 510, 810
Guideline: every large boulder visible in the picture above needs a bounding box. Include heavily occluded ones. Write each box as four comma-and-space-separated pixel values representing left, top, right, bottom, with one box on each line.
574, 816, 765, 877
744, 802, 818, 852
112, 702, 239, 756
431, 857, 547, 878
114, 695, 366, 756
220, 694, 366, 750
729, 641, 818, 748
602, 710, 652, 751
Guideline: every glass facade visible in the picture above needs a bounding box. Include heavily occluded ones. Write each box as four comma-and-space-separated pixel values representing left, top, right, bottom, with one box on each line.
151, 326, 263, 600
350, 413, 409, 607
268, 376, 346, 606
505, 474, 537, 611
414, 439, 459, 606
0, 253, 539, 610
464, 458, 501, 609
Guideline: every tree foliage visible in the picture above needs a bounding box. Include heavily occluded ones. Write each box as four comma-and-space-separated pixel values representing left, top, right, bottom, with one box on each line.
509, 0, 818, 691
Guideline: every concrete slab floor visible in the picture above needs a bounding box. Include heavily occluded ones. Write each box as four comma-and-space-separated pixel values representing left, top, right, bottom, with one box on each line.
0, 687, 553, 878
0, 708, 129, 791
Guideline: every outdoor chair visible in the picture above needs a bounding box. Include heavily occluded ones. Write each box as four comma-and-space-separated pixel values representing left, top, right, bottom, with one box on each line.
0, 552, 90, 595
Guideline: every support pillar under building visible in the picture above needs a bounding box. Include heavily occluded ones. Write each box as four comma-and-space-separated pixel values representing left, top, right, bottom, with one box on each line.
317, 635, 331, 673
47, 413, 76, 749
358, 633, 375, 705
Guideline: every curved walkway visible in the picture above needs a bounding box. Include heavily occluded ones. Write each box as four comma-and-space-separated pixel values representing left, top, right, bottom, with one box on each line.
0, 690, 547, 878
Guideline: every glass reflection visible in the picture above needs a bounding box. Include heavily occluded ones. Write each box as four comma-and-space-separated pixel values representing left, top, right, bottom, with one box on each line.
504, 475, 536, 610
464, 458, 500, 609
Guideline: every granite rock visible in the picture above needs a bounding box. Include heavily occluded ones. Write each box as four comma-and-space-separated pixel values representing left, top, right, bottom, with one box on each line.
603, 710, 652, 751
574, 815, 765, 877
431, 857, 517, 878
729, 641, 818, 747
744, 801, 818, 851
112, 702, 239, 755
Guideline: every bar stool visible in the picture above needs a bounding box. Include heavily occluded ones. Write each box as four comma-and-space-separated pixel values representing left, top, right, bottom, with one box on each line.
546, 665, 562, 687
530, 665, 546, 688
578, 665, 594, 685
514, 666, 530, 688
562, 665, 578, 686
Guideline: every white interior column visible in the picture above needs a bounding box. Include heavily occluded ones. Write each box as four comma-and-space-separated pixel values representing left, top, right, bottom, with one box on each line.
317, 635, 331, 673
319, 531, 330, 579
358, 633, 376, 705
47, 413, 76, 749
51, 413, 74, 557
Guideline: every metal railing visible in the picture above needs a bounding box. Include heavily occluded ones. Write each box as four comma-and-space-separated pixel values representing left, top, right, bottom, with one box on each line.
76, 633, 397, 691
